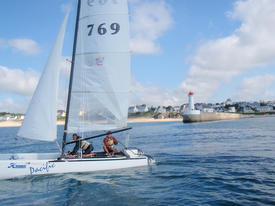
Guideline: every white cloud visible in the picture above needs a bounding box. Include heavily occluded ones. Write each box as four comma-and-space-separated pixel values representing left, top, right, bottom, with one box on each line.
0, 98, 29, 113
233, 74, 275, 101
0, 66, 39, 96
0, 55, 70, 95
129, 0, 173, 54
0, 56, 71, 112
177, 0, 275, 102
130, 78, 183, 106
0, 65, 70, 113
130, 38, 161, 54
8, 38, 40, 55
0, 90, 68, 114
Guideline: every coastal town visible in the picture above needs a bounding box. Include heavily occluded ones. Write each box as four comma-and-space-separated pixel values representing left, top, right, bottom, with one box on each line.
1, 99, 275, 123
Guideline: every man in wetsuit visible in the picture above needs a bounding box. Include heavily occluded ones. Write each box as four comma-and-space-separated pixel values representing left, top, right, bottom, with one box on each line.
68, 134, 94, 158
103, 131, 120, 155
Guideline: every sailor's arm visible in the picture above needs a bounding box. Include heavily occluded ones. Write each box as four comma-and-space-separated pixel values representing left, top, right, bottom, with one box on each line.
70, 141, 79, 155
113, 137, 118, 145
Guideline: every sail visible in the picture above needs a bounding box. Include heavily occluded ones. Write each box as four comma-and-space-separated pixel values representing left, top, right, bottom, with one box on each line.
17, 10, 70, 141
67, 0, 130, 133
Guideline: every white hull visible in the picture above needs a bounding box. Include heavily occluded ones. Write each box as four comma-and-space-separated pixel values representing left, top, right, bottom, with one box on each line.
0, 149, 154, 180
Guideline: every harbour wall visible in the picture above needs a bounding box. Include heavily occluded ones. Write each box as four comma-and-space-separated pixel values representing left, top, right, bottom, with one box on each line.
183, 112, 242, 123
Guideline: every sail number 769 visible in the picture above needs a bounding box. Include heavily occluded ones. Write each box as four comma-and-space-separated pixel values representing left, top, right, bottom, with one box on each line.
87, 23, 120, 36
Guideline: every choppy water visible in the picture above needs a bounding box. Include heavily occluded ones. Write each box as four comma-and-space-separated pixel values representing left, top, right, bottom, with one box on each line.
0, 117, 275, 205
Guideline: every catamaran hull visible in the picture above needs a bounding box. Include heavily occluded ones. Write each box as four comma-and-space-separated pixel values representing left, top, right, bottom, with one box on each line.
0, 150, 154, 180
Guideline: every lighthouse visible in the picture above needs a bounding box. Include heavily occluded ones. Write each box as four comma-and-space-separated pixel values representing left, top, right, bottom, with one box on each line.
188, 92, 195, 111
183, 92, 200, 115
183, 92, 241, 123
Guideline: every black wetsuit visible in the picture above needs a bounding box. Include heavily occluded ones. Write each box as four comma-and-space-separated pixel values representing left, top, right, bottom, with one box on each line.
69, 136, 94, 155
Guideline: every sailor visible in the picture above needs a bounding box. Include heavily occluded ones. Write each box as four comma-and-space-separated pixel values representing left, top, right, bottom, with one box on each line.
103, 131, 120, 155
68, 134, 94, 157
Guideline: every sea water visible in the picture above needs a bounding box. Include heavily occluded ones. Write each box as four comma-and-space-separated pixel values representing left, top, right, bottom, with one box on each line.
0, 117, 275, 205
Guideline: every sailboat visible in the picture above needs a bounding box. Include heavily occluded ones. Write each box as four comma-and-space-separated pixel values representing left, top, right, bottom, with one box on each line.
0, 0, 154, 180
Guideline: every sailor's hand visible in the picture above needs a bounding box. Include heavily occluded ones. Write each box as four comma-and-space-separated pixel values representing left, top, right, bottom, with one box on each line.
67, 154, 76, 158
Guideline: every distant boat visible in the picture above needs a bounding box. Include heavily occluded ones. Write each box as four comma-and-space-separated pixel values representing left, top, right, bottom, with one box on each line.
0, 0, 154, 180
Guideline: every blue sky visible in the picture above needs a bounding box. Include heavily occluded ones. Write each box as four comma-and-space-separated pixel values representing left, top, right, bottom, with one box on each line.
1, 0, 275, 113
131, 0, 238, 88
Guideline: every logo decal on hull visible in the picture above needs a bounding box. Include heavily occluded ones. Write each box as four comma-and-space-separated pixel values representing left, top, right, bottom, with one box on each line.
8, 163, 26, 169
29, 162, 56, 175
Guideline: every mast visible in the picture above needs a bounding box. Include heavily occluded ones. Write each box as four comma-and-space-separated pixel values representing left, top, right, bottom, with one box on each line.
61, 0, 81, 156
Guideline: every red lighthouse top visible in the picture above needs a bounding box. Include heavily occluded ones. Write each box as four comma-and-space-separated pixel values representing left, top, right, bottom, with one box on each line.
188, 92, 194, 96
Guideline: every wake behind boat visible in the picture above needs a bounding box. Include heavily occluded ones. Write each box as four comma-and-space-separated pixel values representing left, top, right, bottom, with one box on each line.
0, 0, 154, 180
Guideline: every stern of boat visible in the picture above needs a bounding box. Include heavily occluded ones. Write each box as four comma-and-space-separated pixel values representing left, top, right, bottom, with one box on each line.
122, 148, 155, 165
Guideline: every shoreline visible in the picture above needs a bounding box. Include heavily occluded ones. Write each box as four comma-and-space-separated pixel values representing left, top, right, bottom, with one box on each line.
0, 118, 182, 128
0, 120, 67, 128
1, 114, 274, 128
128, 118, 182, 123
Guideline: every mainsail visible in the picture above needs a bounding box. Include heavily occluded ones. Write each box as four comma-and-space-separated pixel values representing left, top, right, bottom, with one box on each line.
17, 9, 70, 141
66, 0, 130, 133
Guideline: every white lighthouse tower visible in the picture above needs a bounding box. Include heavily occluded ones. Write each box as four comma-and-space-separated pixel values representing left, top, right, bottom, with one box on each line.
183, 92, 200, 115
188, 92, 195, 110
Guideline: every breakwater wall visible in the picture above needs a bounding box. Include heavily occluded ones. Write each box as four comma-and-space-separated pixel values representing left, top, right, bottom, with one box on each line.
183, 112, 242, 123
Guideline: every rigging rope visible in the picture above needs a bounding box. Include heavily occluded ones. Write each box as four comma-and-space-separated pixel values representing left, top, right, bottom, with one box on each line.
55, 140, 62, 153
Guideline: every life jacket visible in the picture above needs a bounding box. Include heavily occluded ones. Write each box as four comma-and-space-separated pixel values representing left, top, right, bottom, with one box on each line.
81, 140, 90, 150
107, 137, 114, 149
